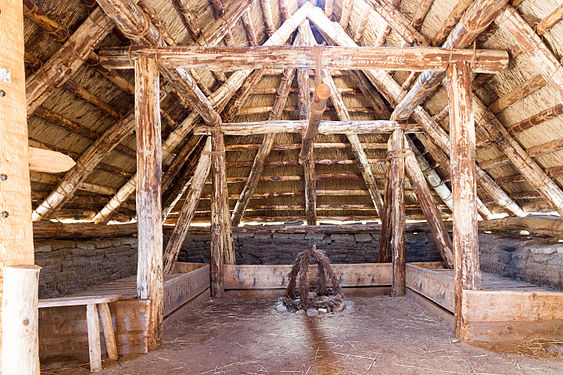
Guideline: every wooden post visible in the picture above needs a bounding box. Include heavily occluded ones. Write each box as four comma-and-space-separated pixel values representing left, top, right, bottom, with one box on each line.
446, 62, 480, 339
0, 0, 36, 363
404, 144, 454, 267
389, 129, 406, 296
1, 265, 40, 375
163, 138, 212, 274
211, 131, 227, 297
378, 160, 392, 263
134, 56, 163, 350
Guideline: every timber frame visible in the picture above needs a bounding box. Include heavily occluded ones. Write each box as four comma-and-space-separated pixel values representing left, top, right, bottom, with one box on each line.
5, 0, 563, 367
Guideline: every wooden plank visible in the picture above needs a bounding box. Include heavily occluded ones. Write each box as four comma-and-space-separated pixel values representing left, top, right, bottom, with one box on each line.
86, 304, 102, 372
224, 263, 393, 289
172, 262, 208, 273
98, 303, 118, 361
104, 46, 510, 72
38, 295, 122, 308
406, 289, 454, 325
134, 56, 163, 350
406, 263, 454, 312
0, 0, 36, 359
163, 265, 210, 316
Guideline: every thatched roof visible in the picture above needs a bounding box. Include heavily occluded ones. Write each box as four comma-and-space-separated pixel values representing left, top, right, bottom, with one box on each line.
24, 0, 563, 225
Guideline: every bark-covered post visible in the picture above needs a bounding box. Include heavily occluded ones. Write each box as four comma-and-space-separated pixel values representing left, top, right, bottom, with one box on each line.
0, 0, 36, 363
378, 160, 392, 263
134, 56, 163, 349
389, 129, 406, 296
446, 61, 481, 339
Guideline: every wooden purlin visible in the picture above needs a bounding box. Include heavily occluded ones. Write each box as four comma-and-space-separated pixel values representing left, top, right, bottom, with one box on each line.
306, 6, 525, 219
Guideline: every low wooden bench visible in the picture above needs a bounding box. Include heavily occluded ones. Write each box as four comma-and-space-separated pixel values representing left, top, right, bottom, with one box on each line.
38, 294, 122, 372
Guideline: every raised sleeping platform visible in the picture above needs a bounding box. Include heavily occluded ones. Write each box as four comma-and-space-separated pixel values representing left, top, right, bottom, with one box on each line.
406, 263, 563, 351
39, 262, 210, 362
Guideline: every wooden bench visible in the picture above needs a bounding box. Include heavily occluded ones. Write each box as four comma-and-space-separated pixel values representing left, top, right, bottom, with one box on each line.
38, 294, 122, 372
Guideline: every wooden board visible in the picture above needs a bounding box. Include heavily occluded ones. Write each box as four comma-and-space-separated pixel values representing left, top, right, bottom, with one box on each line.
173, 262, 208, 273
224, 263, 393, 290
163, 265, 210, 316
38, 294, 121, 308
406, 263, 455, 312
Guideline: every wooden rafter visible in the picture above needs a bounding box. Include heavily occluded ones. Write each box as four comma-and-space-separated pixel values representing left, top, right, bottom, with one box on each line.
391, 0, 510, 121
432, 0, 473, 47
365, 0, 428, 46
322, 72, 385, 218
23, 0, 69, 42
92, 0, 309, 223
340, 0, 354, 29
26, 7, 114, 114
536, 5, 563, 35
260, 0, 276, 36
95, 0, 222, 125
411, 0, 434, 29
499, 6, 563, 102
306, 5, 525, 219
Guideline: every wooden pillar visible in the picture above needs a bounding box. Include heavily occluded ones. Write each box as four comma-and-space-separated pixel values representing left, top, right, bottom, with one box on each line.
378, 160, 392, 263
211, 131, 230, 297
389, 129, 406, 296
1, 265, 40, 375
134, 56, 163, 350
0, 0, 36, 362
446, 62, 481, 339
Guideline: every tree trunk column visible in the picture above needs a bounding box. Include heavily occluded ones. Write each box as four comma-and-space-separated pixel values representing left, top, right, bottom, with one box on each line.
446, 61, 481, 339
211, 131, 230, 297
134, 56, 163, 350
389, 129, 406, 296
0, 0, 36, 362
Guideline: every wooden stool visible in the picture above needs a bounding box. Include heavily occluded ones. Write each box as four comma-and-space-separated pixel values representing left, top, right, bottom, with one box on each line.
39, 294, 122, 372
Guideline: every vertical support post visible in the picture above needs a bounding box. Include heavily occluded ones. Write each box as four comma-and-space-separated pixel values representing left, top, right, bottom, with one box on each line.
211, 131, 228, 297
0, 0, 36, 362
134, 56, 163, 350
378, 160, 392, 263
1, 265, 40, 375
446, 62, 481, 338
390, 129, 406, 297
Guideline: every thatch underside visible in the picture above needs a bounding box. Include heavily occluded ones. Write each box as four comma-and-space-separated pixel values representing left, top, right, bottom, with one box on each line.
24, 0, 563, 225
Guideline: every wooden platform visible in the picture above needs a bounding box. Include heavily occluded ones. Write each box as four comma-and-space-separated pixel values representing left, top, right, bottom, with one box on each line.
406, 263, 563, 350
39, 263, 210, 362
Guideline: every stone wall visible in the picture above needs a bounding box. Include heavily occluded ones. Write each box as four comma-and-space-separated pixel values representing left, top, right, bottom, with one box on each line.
479, 234, 562, 290
35, 237, 138, 298
175, 231, 442, 265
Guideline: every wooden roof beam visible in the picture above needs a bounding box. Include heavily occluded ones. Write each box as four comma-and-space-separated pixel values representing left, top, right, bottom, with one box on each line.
172, 0, 201, 39
473, 96, 563, 216
23, 0, 69, 42
411, 0, 434, 29
104, 46, 509, 72
92, 2, 308, 223
242, 10, 259, 46
323, 72, 385, 218
26, 7, 114, 114
498, 6, 563, 102
535, 4, 563, 36
95, 0, 221, 126
340, 0, 354, 29
260, 0, 276, 36
194, 120, 421, 135
432, 0, 473, 46
307, 5, 521, 219
390, 0, 510, 121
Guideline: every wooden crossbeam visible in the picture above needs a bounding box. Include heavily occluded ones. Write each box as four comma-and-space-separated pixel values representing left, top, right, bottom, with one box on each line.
194, 120, 421, 135
101, 46, 509, 73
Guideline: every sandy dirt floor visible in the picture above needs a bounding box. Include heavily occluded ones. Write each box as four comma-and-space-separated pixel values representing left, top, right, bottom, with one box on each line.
42, 295, 563, 375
